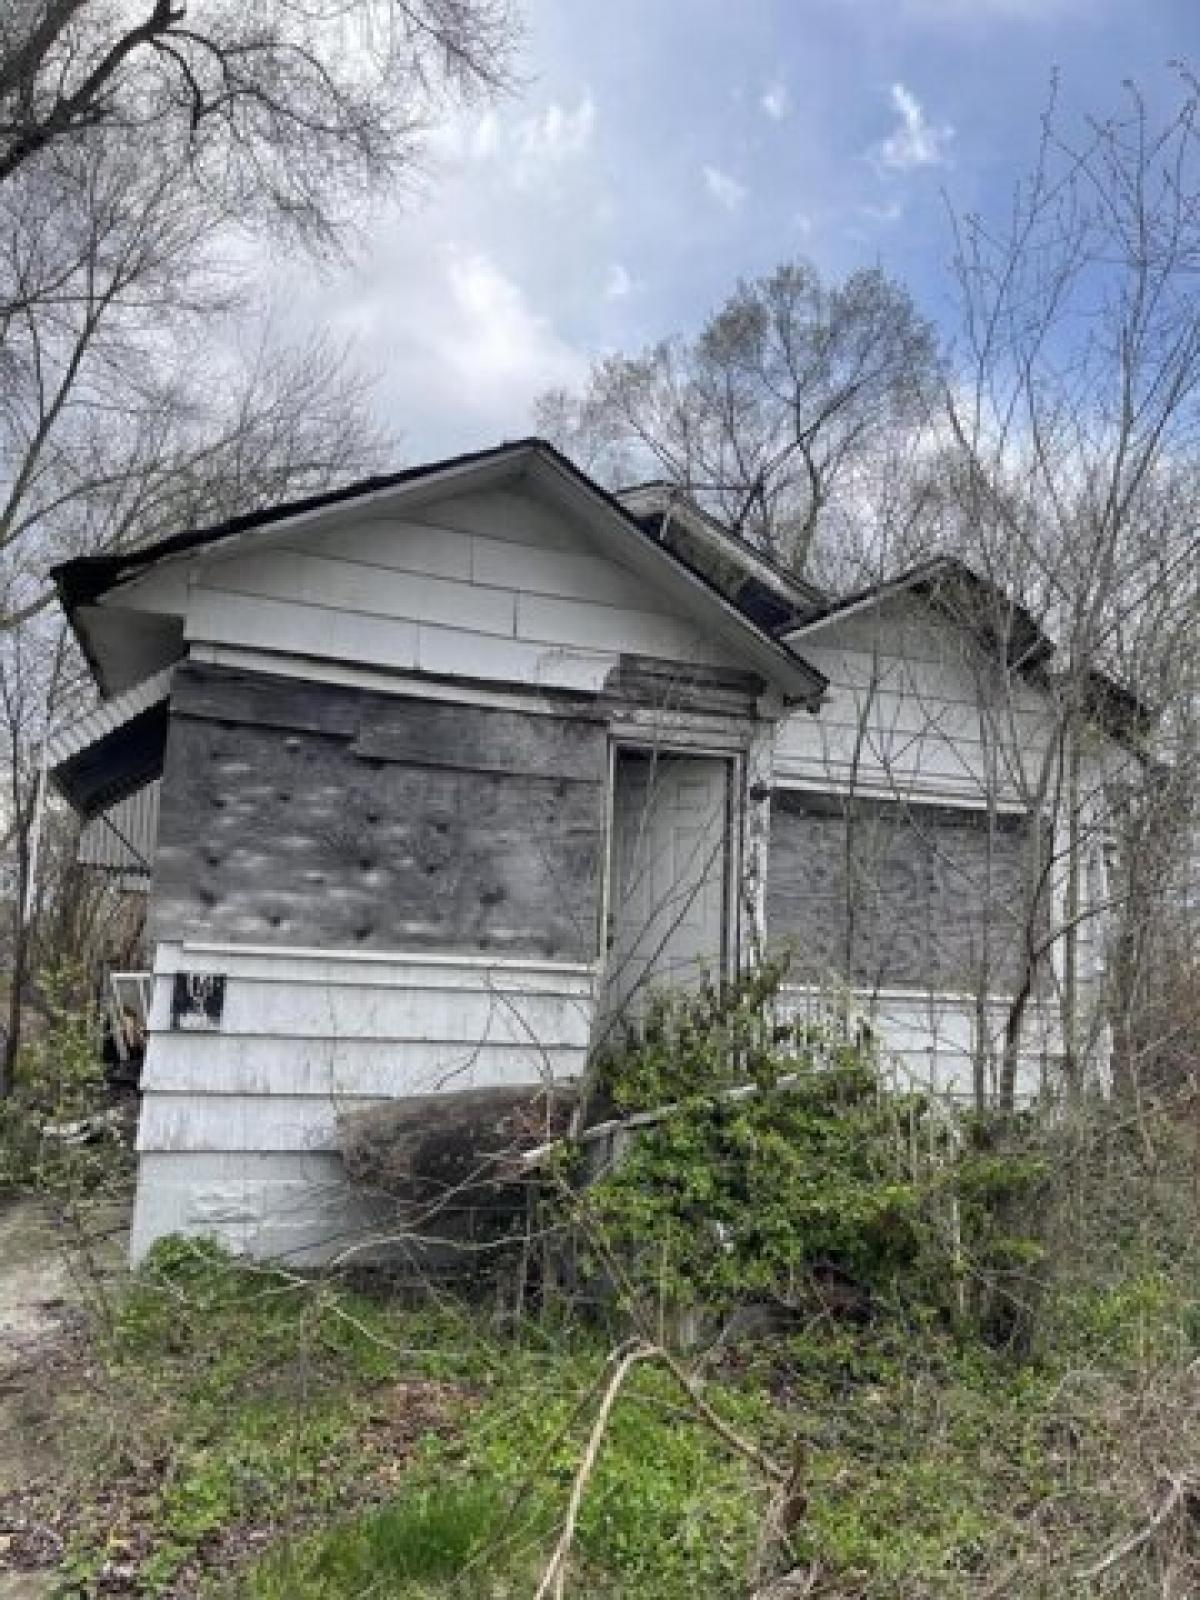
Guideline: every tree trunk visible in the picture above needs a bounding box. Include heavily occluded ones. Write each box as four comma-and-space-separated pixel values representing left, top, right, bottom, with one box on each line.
1, 832, 29, 1096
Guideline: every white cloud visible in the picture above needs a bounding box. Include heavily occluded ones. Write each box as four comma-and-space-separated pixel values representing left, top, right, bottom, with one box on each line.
875, 82, 953, 171
703, 164, 747, 210
760, 81, 790, 121
442, 249, 587, 400
469, 111, 501, 160
434, 95, 596, 188
517, 95, 596, 165
604, 262, 635, 299
860, 197, 905, 224
313, 243, 587, 454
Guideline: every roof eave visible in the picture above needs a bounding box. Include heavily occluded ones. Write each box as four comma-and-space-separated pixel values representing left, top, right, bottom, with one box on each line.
53, 439, 829, 710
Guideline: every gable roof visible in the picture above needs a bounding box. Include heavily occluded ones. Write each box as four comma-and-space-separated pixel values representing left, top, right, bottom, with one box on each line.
51, 438, 828, 708
782, 557, 1051, 668
781, 555, 1150, 748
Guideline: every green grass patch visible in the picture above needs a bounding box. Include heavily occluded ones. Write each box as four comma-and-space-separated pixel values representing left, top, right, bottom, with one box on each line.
37, 1098, 1200, 1600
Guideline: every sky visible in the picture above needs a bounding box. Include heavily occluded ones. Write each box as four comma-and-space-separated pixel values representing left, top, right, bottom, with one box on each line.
276, 0, 1200, 462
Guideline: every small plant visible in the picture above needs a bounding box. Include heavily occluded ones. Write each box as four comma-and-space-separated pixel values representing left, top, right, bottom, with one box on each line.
0, 963, 131, 1199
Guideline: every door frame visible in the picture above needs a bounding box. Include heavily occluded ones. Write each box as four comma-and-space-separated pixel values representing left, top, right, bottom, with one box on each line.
599, 736, 745, 991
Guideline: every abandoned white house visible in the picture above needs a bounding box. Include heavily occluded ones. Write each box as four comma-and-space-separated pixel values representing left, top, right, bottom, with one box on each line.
45, 440, 1141, 1261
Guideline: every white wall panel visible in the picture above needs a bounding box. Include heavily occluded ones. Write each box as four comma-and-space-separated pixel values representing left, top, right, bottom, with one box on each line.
132, 942, 596, 1259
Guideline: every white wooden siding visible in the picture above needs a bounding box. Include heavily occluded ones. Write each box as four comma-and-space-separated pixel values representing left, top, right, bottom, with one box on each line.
778, 984, 1058, 1103
130, 940, 596, 1261
115, 487, 739, 693
130, 1151, 384, 1264
776, 599, 1060, 804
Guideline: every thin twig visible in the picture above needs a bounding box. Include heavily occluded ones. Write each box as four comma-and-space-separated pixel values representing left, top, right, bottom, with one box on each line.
532, 1338, 659, 1600
1075, 1474, 1192, 1583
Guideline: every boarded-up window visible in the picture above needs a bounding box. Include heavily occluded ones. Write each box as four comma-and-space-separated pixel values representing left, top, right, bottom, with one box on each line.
152, 664, 609, 961
766, 791, 1043, 992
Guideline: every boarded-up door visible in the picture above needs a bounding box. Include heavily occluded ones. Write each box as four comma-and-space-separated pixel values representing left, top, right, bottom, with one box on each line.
601, 749, 731, 1026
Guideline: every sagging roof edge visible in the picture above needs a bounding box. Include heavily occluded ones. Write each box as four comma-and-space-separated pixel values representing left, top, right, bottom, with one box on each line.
51, 437, 829, 710
616, 479, 828, 615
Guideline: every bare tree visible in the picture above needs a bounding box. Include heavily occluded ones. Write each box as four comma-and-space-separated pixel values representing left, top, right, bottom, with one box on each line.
537, 260, 941, 572
927, 76, 1200, 1102
0, 136, 388, 1080
0, 0, 524, 1083
0, 1, 519, 239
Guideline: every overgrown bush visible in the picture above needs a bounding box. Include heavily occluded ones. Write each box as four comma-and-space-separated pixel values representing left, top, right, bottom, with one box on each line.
578, 971, 1048, 1337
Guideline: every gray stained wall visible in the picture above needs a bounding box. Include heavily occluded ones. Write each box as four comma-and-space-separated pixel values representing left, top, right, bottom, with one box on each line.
767, 790, 1042, 993
152, 663, 610, 961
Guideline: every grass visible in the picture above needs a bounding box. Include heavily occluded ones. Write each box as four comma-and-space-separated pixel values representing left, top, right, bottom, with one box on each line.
35, 1240, 769, 1599
17, 1120, 1200, 1598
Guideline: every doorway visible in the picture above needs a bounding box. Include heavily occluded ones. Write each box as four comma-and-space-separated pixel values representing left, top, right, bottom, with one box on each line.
601, 747, 734, 1027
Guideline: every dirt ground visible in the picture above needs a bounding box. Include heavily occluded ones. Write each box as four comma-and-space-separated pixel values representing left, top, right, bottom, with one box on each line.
0, 1192, 132, 1597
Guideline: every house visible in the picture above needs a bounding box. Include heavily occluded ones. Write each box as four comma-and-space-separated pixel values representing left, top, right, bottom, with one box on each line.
46, 440, 1137, 1262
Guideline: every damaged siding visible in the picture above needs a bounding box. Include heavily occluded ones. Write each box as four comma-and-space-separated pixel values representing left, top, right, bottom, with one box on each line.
131, 942, 592, 1261
133, 660, 609, 1260
168, 485, 736, 693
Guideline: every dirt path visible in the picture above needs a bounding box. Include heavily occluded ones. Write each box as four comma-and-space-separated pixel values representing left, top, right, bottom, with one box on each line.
0, 1192, 132, 1596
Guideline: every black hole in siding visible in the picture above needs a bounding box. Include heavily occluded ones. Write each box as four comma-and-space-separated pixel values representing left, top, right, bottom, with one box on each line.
354, 926, 372, 942
359, 858, 373, 872
279, 791, 291, 803
268, 913, 283, 929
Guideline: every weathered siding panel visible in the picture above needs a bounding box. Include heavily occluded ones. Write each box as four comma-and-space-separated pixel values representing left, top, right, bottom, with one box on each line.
777, 985, 1056, 1103
776, 600, 1059, 803
152, 664, 608, 960
130, 941, 595, 1261
177, 486, 733, 689
131, 1151, 384, 1262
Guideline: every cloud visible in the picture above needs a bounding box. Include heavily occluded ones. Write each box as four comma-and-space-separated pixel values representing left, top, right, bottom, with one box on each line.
760, 81, 790, 121
703, 164, 747, 210
875, 82, 954, 171
860, 197, 905, 224
435, 95, 596, 188
517, 95, 596, 166
469, 111, 501, 160
441, 249, 587, 400
604, 262, 635, 299
314, 243, 587, 454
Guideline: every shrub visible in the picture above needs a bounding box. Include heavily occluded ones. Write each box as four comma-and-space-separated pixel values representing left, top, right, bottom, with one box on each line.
577, 970, 1052, 1336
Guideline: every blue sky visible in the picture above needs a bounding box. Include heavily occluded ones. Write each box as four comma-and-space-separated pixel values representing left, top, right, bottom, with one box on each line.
282, 0, 1200, 459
